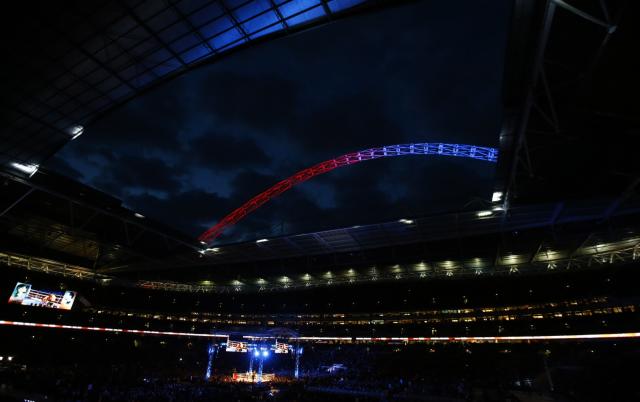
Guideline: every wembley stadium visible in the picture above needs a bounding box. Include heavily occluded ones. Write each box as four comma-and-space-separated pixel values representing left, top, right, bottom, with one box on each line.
1, 0, 639, 401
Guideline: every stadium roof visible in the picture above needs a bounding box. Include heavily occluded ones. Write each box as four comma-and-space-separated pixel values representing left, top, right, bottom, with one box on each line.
0, 0, 387, 171
1, 0, 639, 291
2, 165, 640, 293
494, 0, 637, 207
3, 201, 640, 292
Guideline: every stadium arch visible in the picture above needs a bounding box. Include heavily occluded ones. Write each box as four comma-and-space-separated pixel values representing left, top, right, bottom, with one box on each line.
199, 142, 498, 244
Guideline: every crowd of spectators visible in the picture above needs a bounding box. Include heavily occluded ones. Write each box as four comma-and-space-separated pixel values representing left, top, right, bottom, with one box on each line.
1, 327, 640, 401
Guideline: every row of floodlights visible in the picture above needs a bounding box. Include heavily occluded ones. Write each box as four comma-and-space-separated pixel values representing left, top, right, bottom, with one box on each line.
199, 211, 505, 252
399, 192, 504, 222
9, 125, 84, 178
194, 238, 640, 287
479, 191, 505, 217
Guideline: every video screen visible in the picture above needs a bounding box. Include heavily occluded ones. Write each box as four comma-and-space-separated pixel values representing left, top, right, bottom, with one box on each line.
8, 282, 76, 310
225, 341, 249, 352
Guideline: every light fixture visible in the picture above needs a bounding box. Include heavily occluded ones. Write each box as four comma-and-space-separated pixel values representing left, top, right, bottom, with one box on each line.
134, 212, 145, 219
492, 191, 503, 202
476, 210, 493, 217
504, 254, 520, 263
67, 125, 84, 140
254, 350, 260, 357
262, 350, 269, 357
10, 162, 39, 177
256, 238, 268, 243
398, 218, 414, 224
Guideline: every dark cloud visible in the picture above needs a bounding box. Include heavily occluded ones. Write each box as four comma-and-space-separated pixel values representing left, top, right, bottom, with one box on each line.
48, 0, 510, 242
125, 190, 231, 236
291, 90, 405, 157
66, 90, 189, 158
227, 170, 281, 202
47, 156, 84, 181
302, 160, 404, 230
393, 157, 495, 214
188, 133, 270, 170
93, 155, 185, 197
224, 170, 327, 240
194, 71, 299, 132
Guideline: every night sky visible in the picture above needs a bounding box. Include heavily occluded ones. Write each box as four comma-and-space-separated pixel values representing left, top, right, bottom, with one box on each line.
48, 0, 511, 243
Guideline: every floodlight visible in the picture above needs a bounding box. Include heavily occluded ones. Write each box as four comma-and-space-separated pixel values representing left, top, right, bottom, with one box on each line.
10, 162, 39, 177
67, 125, 84, 140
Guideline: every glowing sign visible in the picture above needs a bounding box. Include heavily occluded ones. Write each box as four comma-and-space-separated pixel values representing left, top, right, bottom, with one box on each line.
8, 283, 76, 310
225, 340, 248, 352
274, 341, 290, 354
233, 372, 275, 382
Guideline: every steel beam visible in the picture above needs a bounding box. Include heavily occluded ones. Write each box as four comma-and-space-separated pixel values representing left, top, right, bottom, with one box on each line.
0, 171, 200, 252
3, 234, 639, 293
503, 0, 557, 208
552, 0, 611, 29
0, 187, 35, 218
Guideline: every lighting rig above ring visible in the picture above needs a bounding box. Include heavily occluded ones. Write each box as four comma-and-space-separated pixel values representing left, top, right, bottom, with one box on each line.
222, 340, 291, 355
